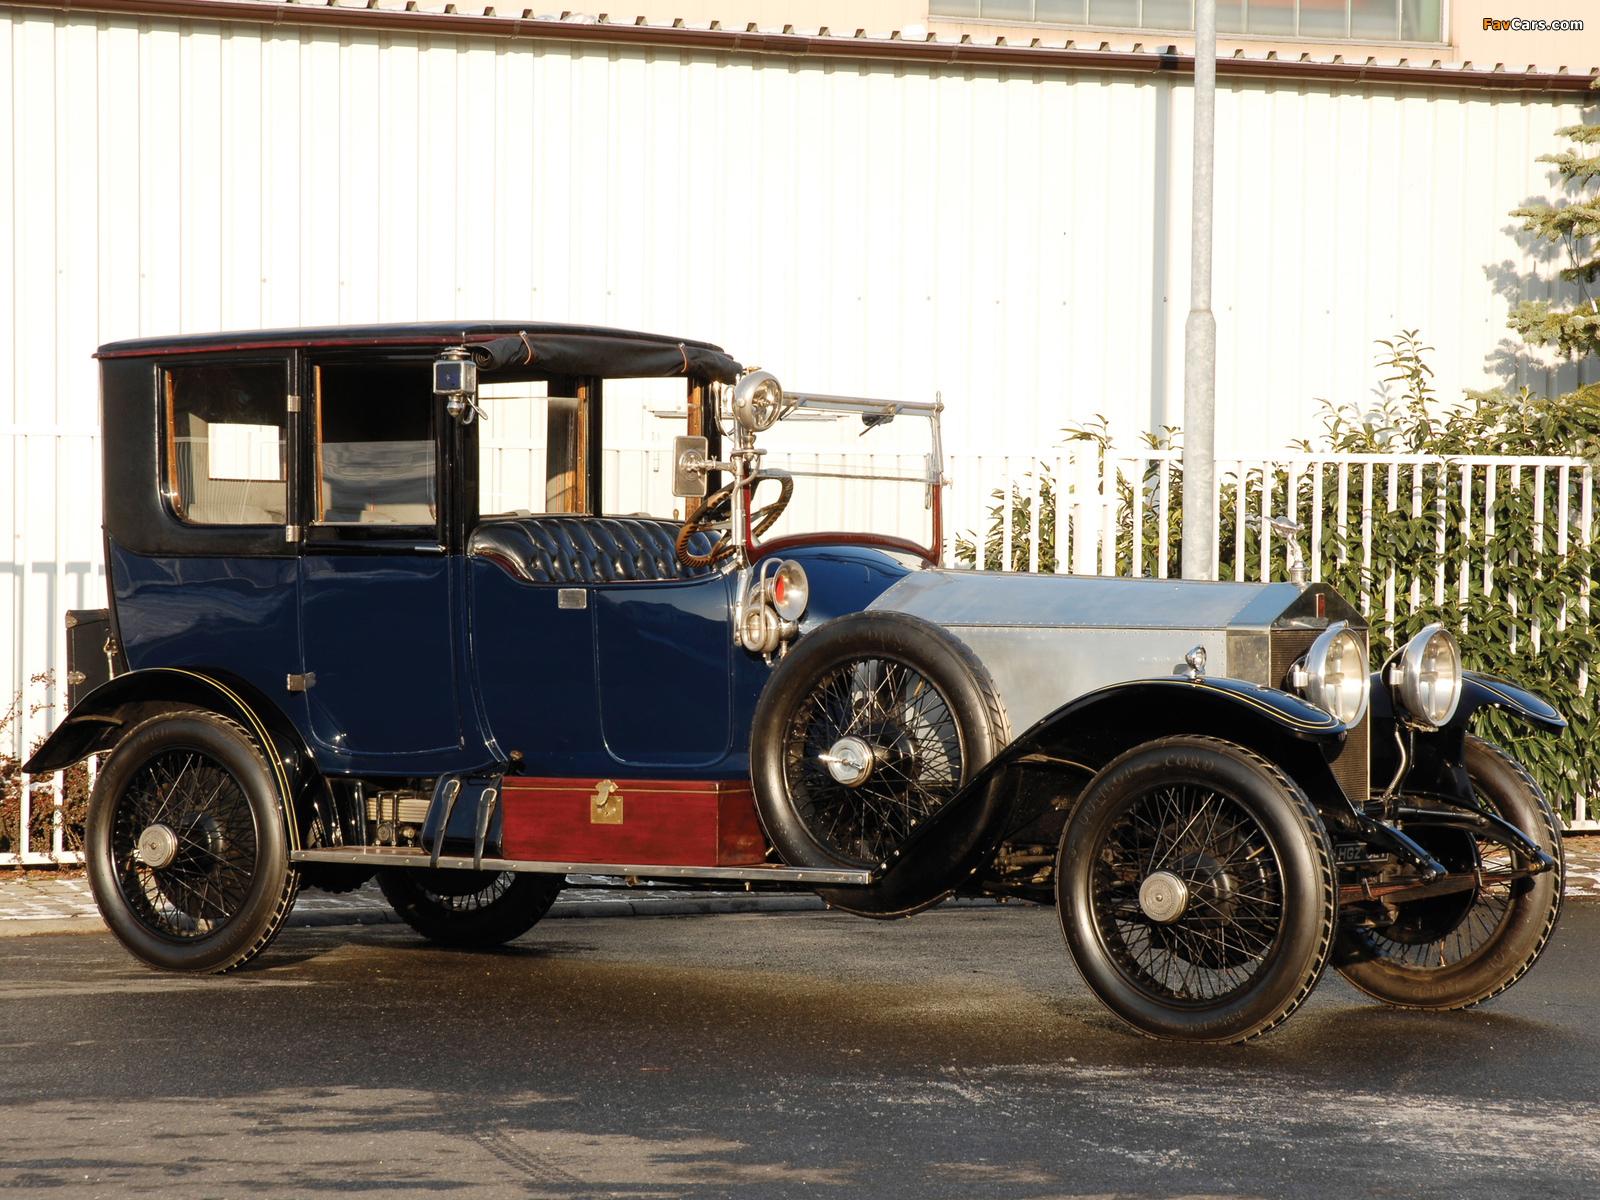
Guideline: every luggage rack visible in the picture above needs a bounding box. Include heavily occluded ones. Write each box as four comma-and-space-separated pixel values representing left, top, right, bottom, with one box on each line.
289, 846, 875, 887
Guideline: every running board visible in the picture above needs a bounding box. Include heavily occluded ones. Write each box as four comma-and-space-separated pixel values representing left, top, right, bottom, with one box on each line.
290, 847, 874, 886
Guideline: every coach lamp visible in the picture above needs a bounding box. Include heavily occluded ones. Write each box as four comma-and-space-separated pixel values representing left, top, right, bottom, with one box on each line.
731, 369, 785, 433
434, 348, 484, 425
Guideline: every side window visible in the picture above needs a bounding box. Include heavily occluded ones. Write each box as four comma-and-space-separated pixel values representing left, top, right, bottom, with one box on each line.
314, 363, 437, 527
478, 379, 592, 516
601, 378, 695, 518
164, 363, 288, 525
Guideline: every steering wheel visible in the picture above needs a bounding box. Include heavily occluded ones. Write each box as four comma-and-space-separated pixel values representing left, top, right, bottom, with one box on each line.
675, 469, 794, 569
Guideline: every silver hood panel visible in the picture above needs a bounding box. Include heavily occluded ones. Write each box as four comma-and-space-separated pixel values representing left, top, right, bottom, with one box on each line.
866, 570, 1362, 737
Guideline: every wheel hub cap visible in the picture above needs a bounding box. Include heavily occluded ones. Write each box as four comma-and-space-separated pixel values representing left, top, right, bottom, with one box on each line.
136, 823, 179, 870
1139, 870, 1189, 923
823, 736, 874, 787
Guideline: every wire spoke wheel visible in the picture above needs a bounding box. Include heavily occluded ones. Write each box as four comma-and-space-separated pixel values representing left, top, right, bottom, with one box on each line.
111, 749, 260, 937
86, 711, 296, 973
1091, 783, 1284, 1005
1333, 736, 1564, 1009
377, 868, 562, 947
783, 654, 963, 866
750, 611, 1010, 917
419, 869, 518, 912
1058, 736, 1335, 1043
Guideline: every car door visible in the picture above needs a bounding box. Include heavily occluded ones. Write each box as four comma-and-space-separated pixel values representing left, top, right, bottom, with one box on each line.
297, 359, 463, 759
593, 570, 736, 768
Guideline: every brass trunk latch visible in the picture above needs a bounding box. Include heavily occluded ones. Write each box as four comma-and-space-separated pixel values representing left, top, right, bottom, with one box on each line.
590, 779, 623, 824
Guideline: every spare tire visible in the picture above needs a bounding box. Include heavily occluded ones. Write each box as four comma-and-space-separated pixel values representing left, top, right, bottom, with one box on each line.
749, 611, 1010, 916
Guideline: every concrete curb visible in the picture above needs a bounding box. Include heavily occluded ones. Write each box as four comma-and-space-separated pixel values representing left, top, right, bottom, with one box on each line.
0, 917, 106, 936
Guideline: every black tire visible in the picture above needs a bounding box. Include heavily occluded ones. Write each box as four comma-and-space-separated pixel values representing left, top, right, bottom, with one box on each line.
1057, 736, 1336, 1043
298, 864, 376, 894
749, 612, 1010, 915
376, 868, 562, 947
1334, 736, 1564, 1010
85, 710, 299, 973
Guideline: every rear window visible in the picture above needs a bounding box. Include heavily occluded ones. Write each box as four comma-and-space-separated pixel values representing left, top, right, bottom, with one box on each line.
163, 363, 289, 526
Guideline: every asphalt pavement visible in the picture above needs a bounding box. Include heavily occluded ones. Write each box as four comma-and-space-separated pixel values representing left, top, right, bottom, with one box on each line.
1, 886, 1597, 1199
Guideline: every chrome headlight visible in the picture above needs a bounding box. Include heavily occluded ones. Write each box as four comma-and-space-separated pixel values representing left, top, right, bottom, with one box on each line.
1394, 623, 1462, 728
732, 369, 783, 432
765, 560, 809, 622
1293, 620, 1370, 726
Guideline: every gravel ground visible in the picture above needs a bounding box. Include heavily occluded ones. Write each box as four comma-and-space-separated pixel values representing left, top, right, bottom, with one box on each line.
2, 835, 1596, 934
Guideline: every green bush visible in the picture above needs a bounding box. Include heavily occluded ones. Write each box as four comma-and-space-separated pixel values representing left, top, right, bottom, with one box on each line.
955, 334, 1600, 821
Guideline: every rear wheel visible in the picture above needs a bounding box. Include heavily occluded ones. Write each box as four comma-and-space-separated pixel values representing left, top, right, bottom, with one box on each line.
1057, 736, 1336, 1043
1333, 736, 1564, 1009
85, 711, 298, 973
376, 868, 562, 947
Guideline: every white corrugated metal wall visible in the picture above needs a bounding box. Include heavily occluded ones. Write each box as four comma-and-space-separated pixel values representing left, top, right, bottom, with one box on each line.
2, 7, 1596, 758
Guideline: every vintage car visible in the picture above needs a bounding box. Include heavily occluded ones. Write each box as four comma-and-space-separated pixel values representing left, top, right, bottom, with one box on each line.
28, 320, 1567, 1043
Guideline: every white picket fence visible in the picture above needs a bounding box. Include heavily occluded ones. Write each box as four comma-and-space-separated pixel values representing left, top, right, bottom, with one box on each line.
946, 445, 1599, 827
6, 440, 1597, 865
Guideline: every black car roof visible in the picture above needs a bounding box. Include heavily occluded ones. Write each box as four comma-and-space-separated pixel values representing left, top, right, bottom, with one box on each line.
97, 320, 729, 358
98, 320, 743, 385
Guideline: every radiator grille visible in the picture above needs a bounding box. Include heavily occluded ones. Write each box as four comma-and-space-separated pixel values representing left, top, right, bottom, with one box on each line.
1271, 627, 1370, 805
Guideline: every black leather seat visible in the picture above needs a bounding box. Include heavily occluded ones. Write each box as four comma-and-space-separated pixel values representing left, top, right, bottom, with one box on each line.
467, 516, 715, 584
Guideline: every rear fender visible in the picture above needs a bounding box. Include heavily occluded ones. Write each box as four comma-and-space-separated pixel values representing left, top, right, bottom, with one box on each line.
23, 667, 314, 851
857, 677, 1354, 909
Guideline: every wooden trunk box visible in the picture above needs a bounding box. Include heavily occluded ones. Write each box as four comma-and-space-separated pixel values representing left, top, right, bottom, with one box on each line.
499, 777, 768, 867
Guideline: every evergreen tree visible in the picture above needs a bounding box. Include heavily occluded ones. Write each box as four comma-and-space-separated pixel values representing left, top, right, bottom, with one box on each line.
1508, 119, 1600, 362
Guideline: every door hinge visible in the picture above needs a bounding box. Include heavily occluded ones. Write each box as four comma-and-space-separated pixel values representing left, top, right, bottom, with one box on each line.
287, 672, 316, 693
286, 394, 301, 414
285, 524, 301, 543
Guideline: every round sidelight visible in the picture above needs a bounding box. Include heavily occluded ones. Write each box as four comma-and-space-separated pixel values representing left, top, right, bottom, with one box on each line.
765, 560, 809, 622
731, 369, 784, 432
1394, 622, 1462, 728
1295, 620, 1370, 726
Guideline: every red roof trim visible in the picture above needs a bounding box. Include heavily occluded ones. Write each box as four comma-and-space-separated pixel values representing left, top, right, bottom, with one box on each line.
12, 0, 1599, 94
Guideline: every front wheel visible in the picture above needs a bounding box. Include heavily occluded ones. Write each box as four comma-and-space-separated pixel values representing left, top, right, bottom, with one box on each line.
749, 611, 1010, 915
85, 711, 299, 973
376, 868, 563, 947
1057, 736, 1337, 1043
1333, 736, 1564, 1009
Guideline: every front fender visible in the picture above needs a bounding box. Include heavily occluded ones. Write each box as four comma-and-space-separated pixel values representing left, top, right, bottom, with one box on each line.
23, 667, 314, 851
1374, 670, 1565, 805
1457, 671, 1565, 733
850, 677, 1353, 913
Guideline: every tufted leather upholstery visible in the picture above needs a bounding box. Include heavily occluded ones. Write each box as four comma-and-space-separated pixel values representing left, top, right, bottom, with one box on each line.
468, 516, 716, 584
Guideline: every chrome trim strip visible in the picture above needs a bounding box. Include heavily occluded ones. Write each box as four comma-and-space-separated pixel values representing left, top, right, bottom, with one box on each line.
290, 847, 874, 886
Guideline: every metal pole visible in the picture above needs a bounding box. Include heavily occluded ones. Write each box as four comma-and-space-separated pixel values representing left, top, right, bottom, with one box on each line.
1181, 0, 1217, 581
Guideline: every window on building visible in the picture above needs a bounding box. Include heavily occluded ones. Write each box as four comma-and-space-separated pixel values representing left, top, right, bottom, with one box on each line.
163, 362, 289, 526
928, 0, 1441, 42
